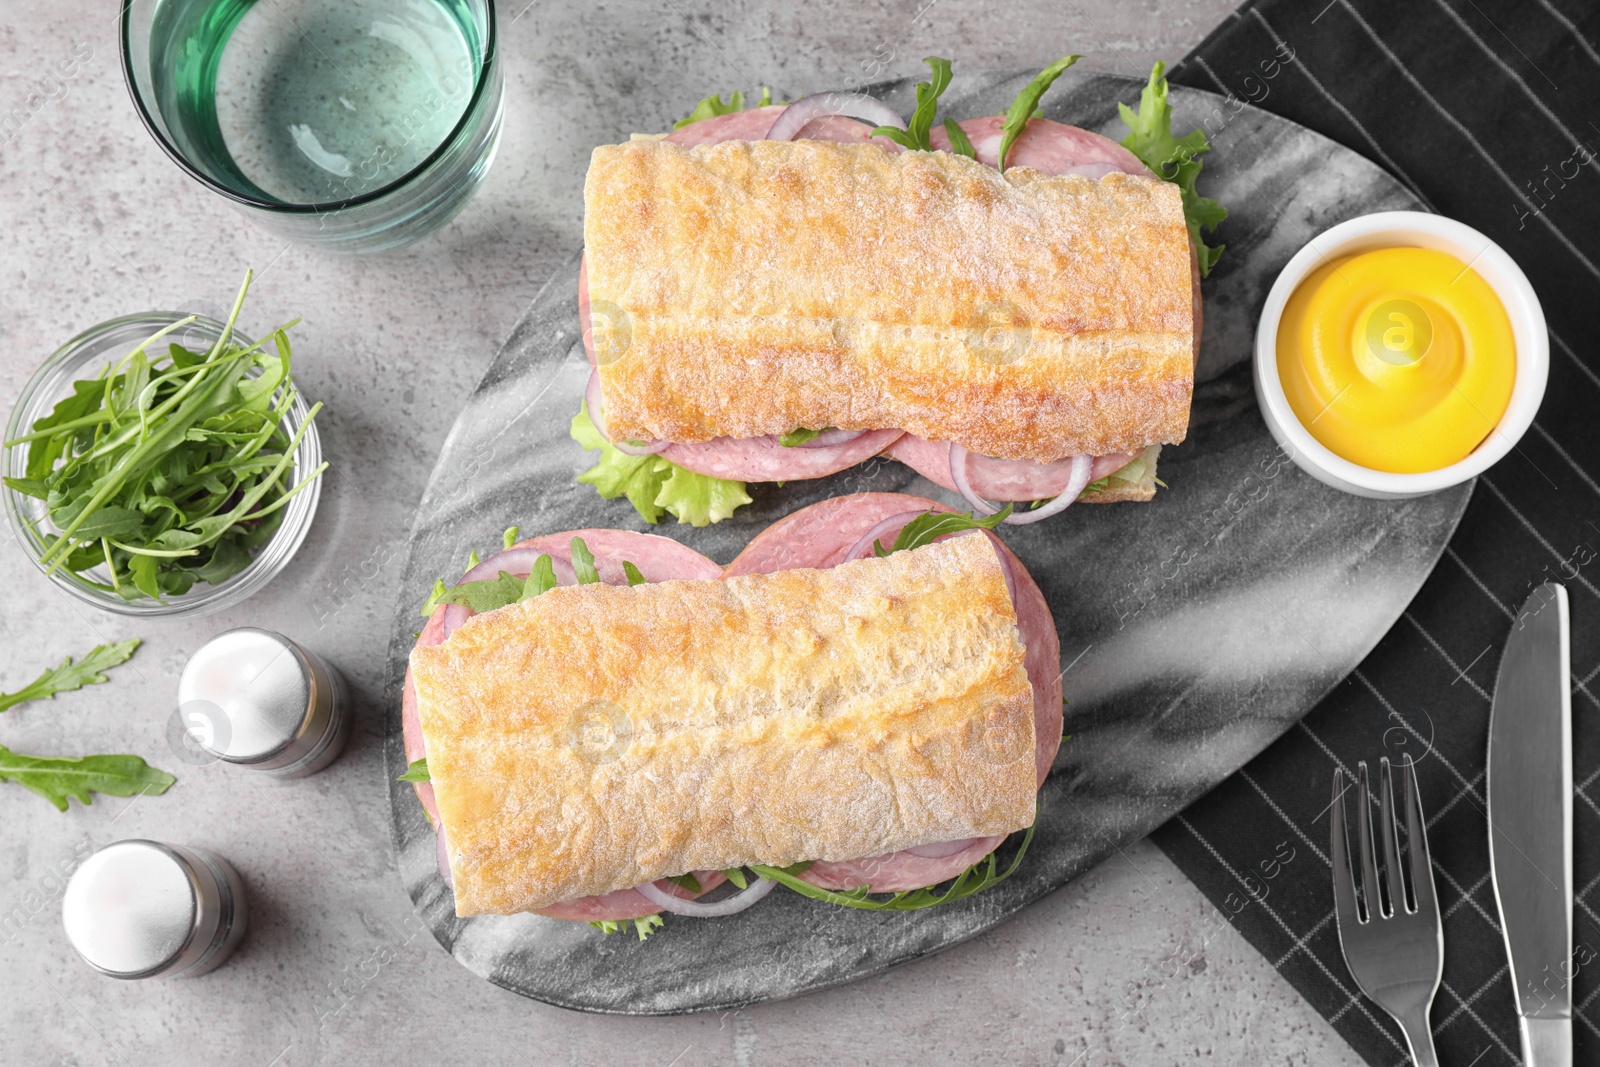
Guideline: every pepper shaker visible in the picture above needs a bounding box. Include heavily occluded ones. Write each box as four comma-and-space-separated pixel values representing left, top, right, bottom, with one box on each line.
175, 627, 349, 777
61, 840, 248, 979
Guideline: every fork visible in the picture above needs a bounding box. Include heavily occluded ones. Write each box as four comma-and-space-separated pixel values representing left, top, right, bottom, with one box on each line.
1330, 754, 1443, 1067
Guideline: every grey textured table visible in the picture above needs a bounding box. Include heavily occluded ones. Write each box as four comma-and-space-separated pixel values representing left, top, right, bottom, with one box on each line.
0, 2, 1364, 1063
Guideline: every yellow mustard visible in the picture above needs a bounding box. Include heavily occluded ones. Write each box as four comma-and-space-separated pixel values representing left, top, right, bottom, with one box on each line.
1276, 247, 1515, 473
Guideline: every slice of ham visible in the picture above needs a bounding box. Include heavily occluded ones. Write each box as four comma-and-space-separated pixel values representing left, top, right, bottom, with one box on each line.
402, 530, 721, 921
724, 493, 1062, 893
886, 434, 1135, 500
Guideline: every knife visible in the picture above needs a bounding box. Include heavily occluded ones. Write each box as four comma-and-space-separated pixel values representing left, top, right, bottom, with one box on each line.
1488, 581, 1572, 1067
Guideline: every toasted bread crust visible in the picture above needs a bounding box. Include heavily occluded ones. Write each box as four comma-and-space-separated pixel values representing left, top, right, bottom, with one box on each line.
412, 535, 1038, 915
584, 139, 1193, 462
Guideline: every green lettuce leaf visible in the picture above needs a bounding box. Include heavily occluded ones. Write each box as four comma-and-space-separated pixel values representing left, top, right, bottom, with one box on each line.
397, 758, 430, 782
999, 55, 1081, 170
0, 745, 177, 811
674, 88, 774, 129
1119, 61, 1227, 277
0, 638, 141, 714
1080, 444, 1164, 497
571, 403, 751, 527
778, 427, 822, 447
589, 914, 666, 940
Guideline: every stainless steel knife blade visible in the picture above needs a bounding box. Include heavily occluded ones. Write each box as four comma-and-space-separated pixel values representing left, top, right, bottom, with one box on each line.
1488, 581, 1572, 1067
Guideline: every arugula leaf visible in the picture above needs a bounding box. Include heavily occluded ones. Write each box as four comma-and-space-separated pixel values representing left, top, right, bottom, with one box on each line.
571, 403, 752, 527
589, 914, 666, 940
502, 526, 520, 549
674, 87, 774, 129
943, 117, 976, 159
420, 553, 560, 616
870, 56, 953, 151
999, 55, 1081, 170
750, 822, 1035, 911
0, 638, 140, 714
722, 867, 750, 890
397, 758, 430, 782
622, 561, 647, 587
872, 506, 1012, 557
571, 537, 600, 584
778, 427, 822, 447
525, 554, 557, 598
1119, 61, 1227, 277
0, 745, 176, 811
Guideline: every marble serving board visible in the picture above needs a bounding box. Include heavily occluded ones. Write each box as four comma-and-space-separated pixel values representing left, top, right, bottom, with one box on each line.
383, 67, 1470, 1014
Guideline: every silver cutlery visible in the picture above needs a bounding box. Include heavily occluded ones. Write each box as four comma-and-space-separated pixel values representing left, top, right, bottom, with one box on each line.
1489, 581, 1573, 1067
1331, 754, 1443, 1067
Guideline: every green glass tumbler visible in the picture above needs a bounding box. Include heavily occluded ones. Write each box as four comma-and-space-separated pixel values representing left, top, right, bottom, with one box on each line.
120, 0, 502, 253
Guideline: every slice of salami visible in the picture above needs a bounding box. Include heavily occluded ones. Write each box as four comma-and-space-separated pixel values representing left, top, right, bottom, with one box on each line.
658, 430, 903, 482
887, 433, 1134, 500
723, 493, 1061, 893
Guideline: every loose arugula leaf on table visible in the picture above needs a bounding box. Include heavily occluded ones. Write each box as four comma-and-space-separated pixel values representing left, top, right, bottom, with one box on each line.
998, 54, 1081, 171
778, 427, 822, 447
0, 638, 140, 714
749, 823, 1035, 911
397, 758, 430, 783
571, 402, 751, 527
0, 745, 176, 811
4, 272, 327, 601
674, 87, 775, 129
1119, 61, 1227, 277
872, 506, 1012, 557
870, 56, 954, 151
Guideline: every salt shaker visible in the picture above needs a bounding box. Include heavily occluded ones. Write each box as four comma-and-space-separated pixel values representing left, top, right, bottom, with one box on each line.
176, 628, 349, 777
61, 840, 248, 979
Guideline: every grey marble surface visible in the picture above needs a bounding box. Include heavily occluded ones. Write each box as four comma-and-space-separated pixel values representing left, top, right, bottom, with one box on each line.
0, 1, 1379, 1063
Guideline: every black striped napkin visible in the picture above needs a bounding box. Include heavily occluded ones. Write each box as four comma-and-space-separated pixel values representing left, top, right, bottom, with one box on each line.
1154, 2, 1600, 1064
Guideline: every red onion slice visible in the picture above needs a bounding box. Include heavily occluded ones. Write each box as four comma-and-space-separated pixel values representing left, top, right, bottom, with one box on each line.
586, 369, 668, 457
949, 443, 1095, 525
459, 546, 577, 587
793, 428, 868, 449
765, 93, 907, 141
634, 876, 777, 917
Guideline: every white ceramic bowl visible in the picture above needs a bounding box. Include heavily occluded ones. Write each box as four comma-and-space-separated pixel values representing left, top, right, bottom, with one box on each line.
1253, 211, 1547, 499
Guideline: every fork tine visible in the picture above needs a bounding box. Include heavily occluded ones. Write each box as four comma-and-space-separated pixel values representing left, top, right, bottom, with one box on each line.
1330, 767, 1362, 929
1354, 761, 1384, 920
1377, 757, 1407, 914
1403, 754, 1438, 916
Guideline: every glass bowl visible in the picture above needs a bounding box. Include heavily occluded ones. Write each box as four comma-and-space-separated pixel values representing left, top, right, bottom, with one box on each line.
3, 313, 322, 617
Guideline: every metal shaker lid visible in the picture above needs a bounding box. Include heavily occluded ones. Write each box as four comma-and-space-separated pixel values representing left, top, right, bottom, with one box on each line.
62, 841, 196, 978
177, 627, 318, 765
